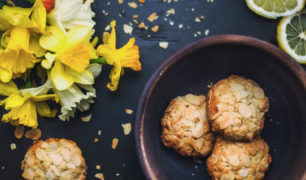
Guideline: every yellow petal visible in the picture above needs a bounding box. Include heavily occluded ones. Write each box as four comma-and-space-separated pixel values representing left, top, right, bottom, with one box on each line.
0, 80, 18, 96
117, 38, 141, 71
30, 0, 47, 33
91, 36, 98, 47
1, 30, 11, 48
36, 102, 57, 118
58, 43, 90, 72
7, 27, 30, 50
2, 100, 38, 128
4, 93, 30, 110
51, 61, 73, 91
29, 34, 46, 58
107, 63, 122, 91
39, 26, 66, 52
0, 5, 33, 31
102, 32, 110, 44
65, 68, 94, 85
65, 26, 92, 49
31, 94, 58, 102
41, 52, 56, 69
0, 67, 13, 82
108, 21, 117, 50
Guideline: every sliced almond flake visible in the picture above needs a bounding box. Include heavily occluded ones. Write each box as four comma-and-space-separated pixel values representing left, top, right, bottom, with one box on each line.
112, 138, 119, 149
10, 143, 16, 150
104, 25, 111, 31
81, 114, 92, 123
125, 109, 134, 115
94, 138, 99, 143
123, 24, 133, 35
204, 29, 210, 36
133, 14, 139, 18
166, 8, 175, 16
121, 123, 132, 135
25, 128, 42, 140
128, 2, 138, 8
195, 17, 201, 22
95, 173, 105, 180
14, 126, 24, 139
147, 12, 158, 22
98, 130, 102, 136
151, 25, 159, 32
96, 165, 101, 170
118, 0, 124, 4
159, 42, 169, 49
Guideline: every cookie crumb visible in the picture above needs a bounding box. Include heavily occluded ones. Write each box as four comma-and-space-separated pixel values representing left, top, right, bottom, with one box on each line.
125, 109, 134, 115
94, 138, 99, 143
95, 173, 104, 180
159, 42, 169, 49
81, 114, 92, 123
122, 123, 132, 135
10, 143, 16, 150
112, 138, 119, 149
96, 165, 101, 170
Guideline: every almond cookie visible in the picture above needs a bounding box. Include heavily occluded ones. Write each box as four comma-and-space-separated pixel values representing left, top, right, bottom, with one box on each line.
22, 138, 87, 180
161, 94, 215, 157
207, 137, 272, 180
207, 75, 269, 141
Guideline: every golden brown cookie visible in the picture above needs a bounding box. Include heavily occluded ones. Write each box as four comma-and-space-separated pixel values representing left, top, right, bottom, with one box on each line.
207, 137, 272, 180
161, 94, 215, 157
207, 75, 269, 141
22, 138, 87, 180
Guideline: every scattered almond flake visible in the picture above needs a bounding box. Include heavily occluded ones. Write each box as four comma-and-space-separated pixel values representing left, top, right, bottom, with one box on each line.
10, 143, 16, 150
197, 31, 202, 35
138, 0, 145, 3
25, 128, 42, 140
200, 16, 205, 19
98, 130, 102, 136
169, 20, 174, 26
162, 0, 172, 3
151, 25, 159, 33
123, 24, 133, 35
81, 114, 92, 123
166, 8, 175, 16
178, 24, 183, 29
14, 126, 24, 139
121, 123, 132, 135
147, 12, 158, 22
207, 83, 213, 88
94, 138, 99, 143
159, 42, 169, 49
191, 8, 195, 12
125, 109, 134, 115
105, 25, 111, 31
195, 17, 201, 23
116, 173, 120, 176
96, 165, 101, 170
194, 33, 198, 37
138, 22, 148, 30
118, 0, 124, 4
107, 2, 111, 5
133, 14, 139, 18
128, 2, 138, 8
205, 29, 210, 36
95, 173, 105, 180
147, 34, 152, 38
133, 19, 139, 24
112, 138, 119, 149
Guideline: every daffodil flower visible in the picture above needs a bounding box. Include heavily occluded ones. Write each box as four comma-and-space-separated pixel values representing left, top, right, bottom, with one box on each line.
39, 25, 98, 91
0, 0, 46, 82
96, 21, 142, 91
0, 80, 57, 128
48, 0, 95, 33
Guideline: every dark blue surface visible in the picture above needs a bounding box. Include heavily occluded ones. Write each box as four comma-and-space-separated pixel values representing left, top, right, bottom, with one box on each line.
0, 0, 305, 180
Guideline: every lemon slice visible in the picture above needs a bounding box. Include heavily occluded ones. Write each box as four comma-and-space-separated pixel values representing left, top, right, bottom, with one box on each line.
246, 0, 305, 19
277, 12, 306, 64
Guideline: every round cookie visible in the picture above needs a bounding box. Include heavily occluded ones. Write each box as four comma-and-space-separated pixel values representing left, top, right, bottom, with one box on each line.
22, 138, 87, 180
207, 75, 269, 141
161, 94, 215, 157
207, 137, 272, 180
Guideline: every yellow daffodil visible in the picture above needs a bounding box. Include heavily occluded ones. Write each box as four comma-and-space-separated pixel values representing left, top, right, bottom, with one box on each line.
0, 80, 57, 128
96, 21, 141, 91
39, 25, 97, 91
0, 0, 47, 82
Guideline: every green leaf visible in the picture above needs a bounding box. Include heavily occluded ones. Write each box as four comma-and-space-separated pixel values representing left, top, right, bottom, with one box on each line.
90, 57, 107, 64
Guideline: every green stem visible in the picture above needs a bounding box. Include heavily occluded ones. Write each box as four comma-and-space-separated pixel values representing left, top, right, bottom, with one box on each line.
25, 75, 32, 88
90, 57, 107, 64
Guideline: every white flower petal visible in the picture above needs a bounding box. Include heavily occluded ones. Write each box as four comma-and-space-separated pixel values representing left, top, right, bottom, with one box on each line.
65, 68, 94, 85
41, 53, 56, 69
86, 64, 102, 78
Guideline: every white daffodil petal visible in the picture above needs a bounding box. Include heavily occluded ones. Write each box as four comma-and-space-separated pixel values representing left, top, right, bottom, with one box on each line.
86, 64, 102, 78
54, 84, 96, 121
20, 79, 53, 96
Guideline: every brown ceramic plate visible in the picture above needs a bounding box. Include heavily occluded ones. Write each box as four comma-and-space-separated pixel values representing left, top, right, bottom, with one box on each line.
135, 35, 306, 180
